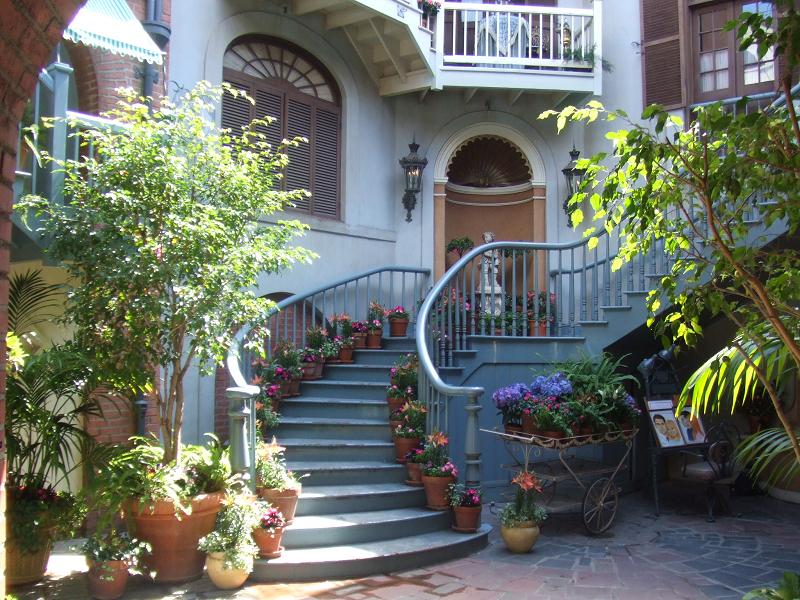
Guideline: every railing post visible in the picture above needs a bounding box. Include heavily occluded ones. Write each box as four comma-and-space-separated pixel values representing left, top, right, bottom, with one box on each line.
227, 388, 256, 493
47, 54, 73, 206
464, 392, 482, 488
593, 0, 603, 96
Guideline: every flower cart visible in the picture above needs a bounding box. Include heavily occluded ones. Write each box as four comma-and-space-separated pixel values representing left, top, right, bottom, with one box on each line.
481, 427, 638, 535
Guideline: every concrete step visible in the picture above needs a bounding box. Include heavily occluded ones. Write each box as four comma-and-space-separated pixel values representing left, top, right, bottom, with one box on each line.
599, 305, 632, 312
279, 396, 390, 420
353, 348, 416, 366
281, 438, 395, 463
300, 380, 388, 400
321, 363, 394, 382
286, 460, 405, 486
296, 483, 425, 516
283, 507, 449, 549
251, 524, 491, 582
377, 336, 417, 352
276, 417, 391, 442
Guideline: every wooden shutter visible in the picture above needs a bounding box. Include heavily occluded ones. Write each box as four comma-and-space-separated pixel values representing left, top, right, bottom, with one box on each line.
313, 107, 340, 218
254, 89, 283, 151
640, 0, 686, 108
286, 98, 312, 212
221, 79, 253, 136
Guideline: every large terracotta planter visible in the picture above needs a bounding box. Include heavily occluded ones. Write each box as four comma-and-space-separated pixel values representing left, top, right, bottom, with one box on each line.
86, 560, 129, 600
252, 527, 285, 559
422, 475, 456, 510
289, 376, 301, 396
301, 362, 317, 380
406, 462, 423, 486
389, 318, 409, 337
204, 551, 252, 590
353, 333, 367, 348
366, 331, 382, 348
394, 436, 420, 463
339, 344, 354, 362
278, 379, 292, 397
314, 358, 324, 378
527, 320, 548, 336
452, 505, 481, 533
257, 486, 301, 524
387, 396, 409, 413
129, 492, 222, 583
500, 523, 540, 553
6, 532, 55, 586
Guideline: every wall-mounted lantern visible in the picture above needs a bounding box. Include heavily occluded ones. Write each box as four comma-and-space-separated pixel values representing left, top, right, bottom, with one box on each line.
399, 141, 428, 223
561, 145, 585, 224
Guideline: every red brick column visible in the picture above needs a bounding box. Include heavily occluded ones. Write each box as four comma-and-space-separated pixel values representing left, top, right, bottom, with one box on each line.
0, 1, 87, 591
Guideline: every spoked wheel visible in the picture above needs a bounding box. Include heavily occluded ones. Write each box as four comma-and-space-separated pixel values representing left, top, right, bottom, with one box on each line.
582, 477, 618, 535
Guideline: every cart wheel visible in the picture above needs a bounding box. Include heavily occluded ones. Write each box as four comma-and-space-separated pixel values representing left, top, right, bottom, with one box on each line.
582, 477, 618, 535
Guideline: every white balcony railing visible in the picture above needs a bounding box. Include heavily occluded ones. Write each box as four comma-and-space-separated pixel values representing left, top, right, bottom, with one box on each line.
435, 2, 597, 73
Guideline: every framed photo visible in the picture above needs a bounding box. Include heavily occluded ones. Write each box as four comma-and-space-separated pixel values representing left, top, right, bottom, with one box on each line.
650, 410, 686, 448
672, 404, 707, 445
648, 398, 675, 411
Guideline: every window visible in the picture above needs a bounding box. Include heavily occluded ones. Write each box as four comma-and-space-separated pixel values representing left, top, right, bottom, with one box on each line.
691, 1, 775, 103
222, 37, 341, 219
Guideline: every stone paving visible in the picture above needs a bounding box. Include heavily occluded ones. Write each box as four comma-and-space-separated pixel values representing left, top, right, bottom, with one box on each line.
13, 486, 800, 600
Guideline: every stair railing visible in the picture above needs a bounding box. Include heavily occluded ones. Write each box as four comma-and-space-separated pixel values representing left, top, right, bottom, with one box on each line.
415, 232, 664, 488
226, 265, 431, 489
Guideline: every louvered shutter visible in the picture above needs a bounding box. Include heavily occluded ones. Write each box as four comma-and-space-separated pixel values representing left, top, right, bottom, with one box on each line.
286, 99, 312, 212
254, 89, 283, 151
313, 107, 340, 218
640, 0, 685, 109
221, 79, 253, 137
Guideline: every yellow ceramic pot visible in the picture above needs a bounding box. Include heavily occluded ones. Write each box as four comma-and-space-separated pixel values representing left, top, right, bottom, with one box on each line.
204, 552, 252, 589
500, 522, 540, 553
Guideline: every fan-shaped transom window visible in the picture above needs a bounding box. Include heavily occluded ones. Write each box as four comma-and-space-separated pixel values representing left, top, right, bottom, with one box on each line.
222, 36, 341, 219
446, 136, 532, 188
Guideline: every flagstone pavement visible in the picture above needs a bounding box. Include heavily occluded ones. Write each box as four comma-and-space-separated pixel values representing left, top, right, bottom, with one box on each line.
13, 487, 800, 600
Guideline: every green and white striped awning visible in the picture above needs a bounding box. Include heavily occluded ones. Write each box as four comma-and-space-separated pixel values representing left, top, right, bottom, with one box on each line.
63, 0, 164, 65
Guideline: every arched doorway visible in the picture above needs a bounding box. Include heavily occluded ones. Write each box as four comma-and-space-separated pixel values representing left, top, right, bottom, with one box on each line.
434, 130, 547, 279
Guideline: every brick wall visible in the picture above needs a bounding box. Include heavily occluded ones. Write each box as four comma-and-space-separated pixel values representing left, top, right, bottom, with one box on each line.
0, 0, 89, 590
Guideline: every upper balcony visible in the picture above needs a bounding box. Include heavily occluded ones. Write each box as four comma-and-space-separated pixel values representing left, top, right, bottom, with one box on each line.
289, 0, 602, 97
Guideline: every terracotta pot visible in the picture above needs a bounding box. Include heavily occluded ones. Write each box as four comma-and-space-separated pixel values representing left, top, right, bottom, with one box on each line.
257, 486, 301, 524
339, 344, 354, 362
452, 505, 481, 533
253, 527, 285, 559
314, 359, 324, 378
366, 331, 382, 348
387, 396, 408, 413
6, 532, 55, 586
500, 523, 541, 553
422, 475, 456, 510
406, 462, 423, 485
86, 560, 129, 600
353, 333, 367, 348
301, 363, 317, 379
504, 423, 523, 435
521, 414, 537, 435
278, 380, 292, 397
527, 321, 548, 336
389, 318, 409, 337
128, 492, 223, 583
289, 377, 301, 396
394, 436, 420, 463
204, 551, 252, 590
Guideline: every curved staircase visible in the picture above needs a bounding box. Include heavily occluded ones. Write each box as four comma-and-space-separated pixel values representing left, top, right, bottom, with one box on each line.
251, 337, 490, 582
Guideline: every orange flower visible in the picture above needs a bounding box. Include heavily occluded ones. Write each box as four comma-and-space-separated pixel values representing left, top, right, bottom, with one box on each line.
258, 436, 286, 460
255, 401, 264, 411
512, 471, 542, 493
427, 431, 448, 447
251, 375, 263, 385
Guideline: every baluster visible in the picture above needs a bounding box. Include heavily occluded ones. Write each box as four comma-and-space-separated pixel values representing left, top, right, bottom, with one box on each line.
511, 249, 517, 336
556, 248, 562, 335
446, 282, 453, 366
593, 243, 600, 320
539, 13, 543, 60
378, 272, 383, 313
533, 248, 540, 325
605, 232, 611, 307
486, 10, 491, 59
581, 244, 588, 321
522, 248, 528, 335
464, 392, 482, 488
500, 249, 506, 335
616, 230, 623, 305
462, 7, 467, 57
389, 273, 395, 314
569, 247, 576, 334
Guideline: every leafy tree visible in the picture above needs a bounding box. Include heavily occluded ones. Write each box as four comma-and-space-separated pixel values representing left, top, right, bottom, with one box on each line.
540, 1, 800, 478
19, 82, 316, 463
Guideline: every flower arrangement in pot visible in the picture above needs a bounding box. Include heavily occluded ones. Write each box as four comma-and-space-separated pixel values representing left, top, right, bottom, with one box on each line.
420, 431, 459, 510
273, 340, 303, 396
526, 291, 557, 336
418, 0, 441, 17
393, 422, 423, 464
300, 347, 321, 379
351, 320, 369, 348
321, 337, 343, 363
109, 435, 233, 583
493, 383, 528, 434
255, 438, 305, 524
253, 376, 282, 414
387, 353, 418, 411
198, 494, 260, 590
498, 471, 548, 553
255, 401, 281, 439
331, 314, 355, 361
17, 83, 316, 584
305, 327, 327, 377
82, 532, 151, 600
523, 373, 574, 437
366, 301, 385, 348
448, 484, 483, 533
404, 445, 426, 486
386, 305, 410, 337
251, 501, 287, 559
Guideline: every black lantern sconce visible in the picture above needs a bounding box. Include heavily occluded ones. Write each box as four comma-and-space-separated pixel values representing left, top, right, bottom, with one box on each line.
399, 140, 428, 223
561, 145, 585, 224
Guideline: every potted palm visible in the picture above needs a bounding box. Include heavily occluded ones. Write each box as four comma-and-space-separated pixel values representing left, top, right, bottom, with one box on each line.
448, 484, 483, 533
255, 438, 304, 524
498, 471, 548, 553
420, 432, 459, 510
252, 501, 287, 559
18, 83, 315, 582
83, 532, 151, 600
198, 495, 260, 589
386, 305, 410, 337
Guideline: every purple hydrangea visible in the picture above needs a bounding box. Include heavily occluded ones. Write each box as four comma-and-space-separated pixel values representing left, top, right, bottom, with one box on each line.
492, 383, 529, 410
529, 372, 572, 398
